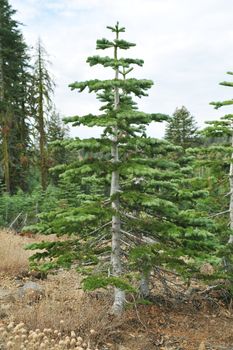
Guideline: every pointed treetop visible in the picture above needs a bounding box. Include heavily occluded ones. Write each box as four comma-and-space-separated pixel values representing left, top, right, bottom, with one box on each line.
106, 22, 125, 33
96, 23, 136, 50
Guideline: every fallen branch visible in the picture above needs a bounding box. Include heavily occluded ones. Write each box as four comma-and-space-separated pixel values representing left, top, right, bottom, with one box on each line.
9, 212, 22, 229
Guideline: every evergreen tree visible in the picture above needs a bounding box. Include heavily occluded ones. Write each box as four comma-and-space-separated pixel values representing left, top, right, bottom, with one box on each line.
47, 110, 70, 184
32, 39, 54, 191
165, 106, 199, 149
201, 71, 233, 244
47, 110, 68, 144
27, 24, 222, 315
0, 0, 31, 193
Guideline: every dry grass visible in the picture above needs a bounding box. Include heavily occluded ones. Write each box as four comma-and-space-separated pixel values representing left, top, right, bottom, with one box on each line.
2, 268, 125, 349
0, 230, 57, 275
0, 229, 119, 349
11, 271, 114, 344
0, 230, 36, 275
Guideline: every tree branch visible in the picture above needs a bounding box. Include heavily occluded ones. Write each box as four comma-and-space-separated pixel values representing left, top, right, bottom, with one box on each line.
209, 209, 230, 217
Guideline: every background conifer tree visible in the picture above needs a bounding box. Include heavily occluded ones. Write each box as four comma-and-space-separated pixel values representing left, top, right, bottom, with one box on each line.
165, 106, 199, 149
0, 0, 31, 193
32, 39, 55, 191
47, 110, 70, 185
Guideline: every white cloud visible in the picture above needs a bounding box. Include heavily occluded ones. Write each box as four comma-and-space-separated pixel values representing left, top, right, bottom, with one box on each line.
9, 0, 233, 138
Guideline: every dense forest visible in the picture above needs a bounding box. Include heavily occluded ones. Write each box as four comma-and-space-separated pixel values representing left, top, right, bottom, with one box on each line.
1, 0, 233, 319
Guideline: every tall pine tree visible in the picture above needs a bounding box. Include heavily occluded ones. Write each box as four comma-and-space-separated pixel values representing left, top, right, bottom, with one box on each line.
32, 39, 54, 191
0, 0, 31, 193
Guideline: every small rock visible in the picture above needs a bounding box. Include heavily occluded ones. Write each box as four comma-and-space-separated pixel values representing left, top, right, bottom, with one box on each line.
18, 282, 44, 303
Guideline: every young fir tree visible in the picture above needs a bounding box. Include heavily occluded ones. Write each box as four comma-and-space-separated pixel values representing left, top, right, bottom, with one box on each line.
165, 106, 199, 149
0, 0, 31, 193
27, 24, 222, 315
32, 39, 55, 191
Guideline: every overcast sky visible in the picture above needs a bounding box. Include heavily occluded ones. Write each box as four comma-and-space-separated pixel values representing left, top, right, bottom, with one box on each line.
10, 0, 233, 138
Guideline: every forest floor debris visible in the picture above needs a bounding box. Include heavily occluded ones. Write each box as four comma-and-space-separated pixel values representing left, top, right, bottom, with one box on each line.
0, 230, 233, 350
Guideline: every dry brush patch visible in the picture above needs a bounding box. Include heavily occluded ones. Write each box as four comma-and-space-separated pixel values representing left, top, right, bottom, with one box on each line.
0, 230, 36, 275
0, 320, 101, 350
0, 230, 57, 275
11, 271, 114, 342
1, 270, 128, 350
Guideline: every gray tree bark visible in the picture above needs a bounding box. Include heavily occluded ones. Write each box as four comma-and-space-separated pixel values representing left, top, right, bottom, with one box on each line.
111, 30, 125, 315
0, 35, 10, 193
139, 272, 150, 298
37, 39, 48, 191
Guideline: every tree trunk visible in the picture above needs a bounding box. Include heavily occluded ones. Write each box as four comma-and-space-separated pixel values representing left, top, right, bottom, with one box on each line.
139, 272, 150, 298
0, 39, 3, 103
111, 30, 125, 315
111, 144, 125, 315
228, 130, 233, 243
0, 37, 10, 193
38, 41, 48, 191
2, 124, 10, 192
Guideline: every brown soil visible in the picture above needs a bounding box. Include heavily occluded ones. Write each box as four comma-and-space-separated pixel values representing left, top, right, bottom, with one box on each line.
0, 230, 233, 350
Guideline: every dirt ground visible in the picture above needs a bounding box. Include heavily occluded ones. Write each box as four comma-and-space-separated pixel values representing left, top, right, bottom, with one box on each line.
0, 230, 233, 350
